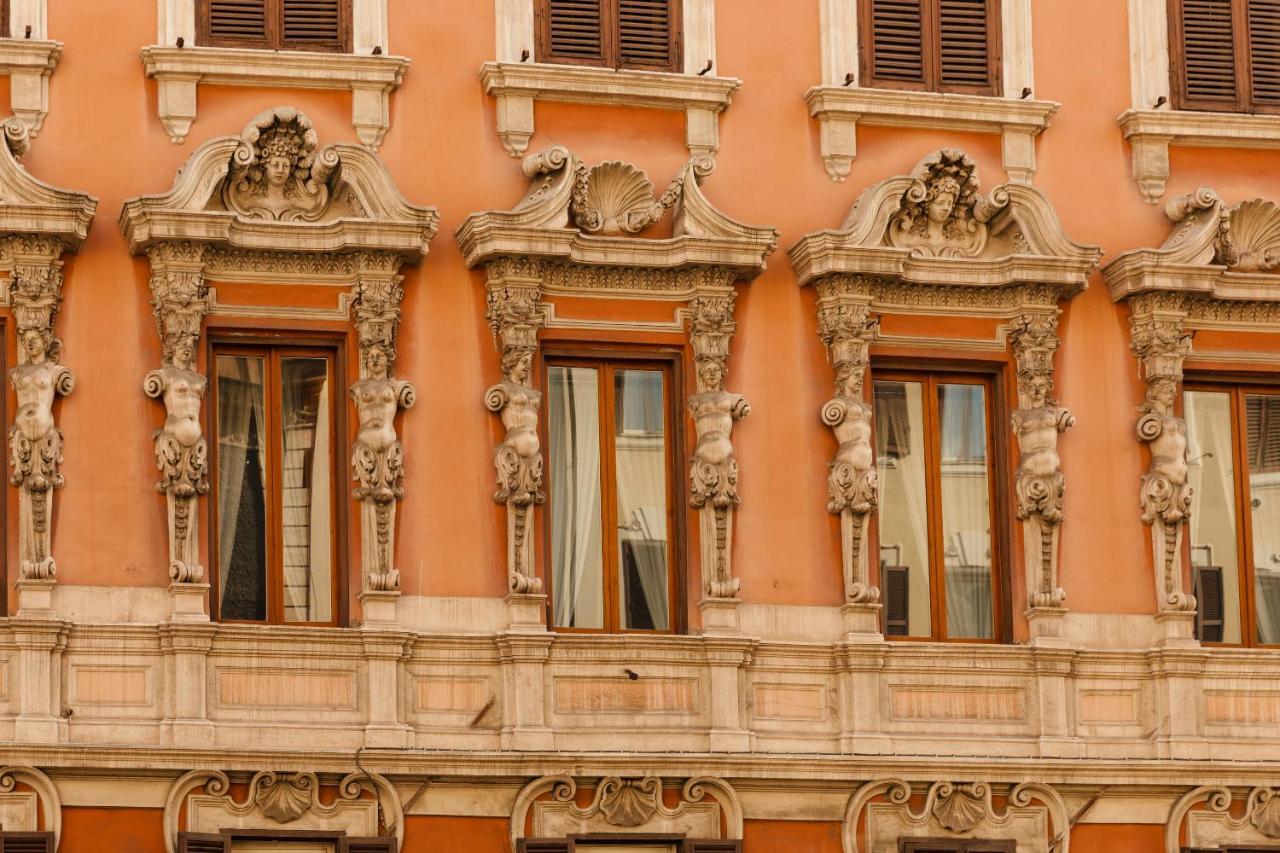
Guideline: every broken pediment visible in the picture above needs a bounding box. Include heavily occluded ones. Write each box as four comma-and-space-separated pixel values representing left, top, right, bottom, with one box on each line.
790, 149, 1100, 293
120, 106, 437, 259
0, 117, 96, 250
456, 145, 778, 282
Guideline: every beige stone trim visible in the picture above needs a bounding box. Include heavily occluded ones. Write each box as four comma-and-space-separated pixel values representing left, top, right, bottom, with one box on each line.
0, 766, 60, 843
158, 0, 389, 53
479, 61, 740, 158
0, 39, 59, 136
141, 46, 410, 149
805, 86, 1058, 183
1166, 786, 1280, 853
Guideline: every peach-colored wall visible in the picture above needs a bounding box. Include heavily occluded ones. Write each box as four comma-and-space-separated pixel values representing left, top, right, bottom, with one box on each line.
61, 807, 166, 853
6, 0, 1279, 620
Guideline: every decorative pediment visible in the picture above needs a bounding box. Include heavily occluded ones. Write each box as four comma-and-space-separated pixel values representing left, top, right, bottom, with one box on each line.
0, 766, 61, 844
120, 106, 438, 262
0, 118, 96, 251
457, 146, 778, 290
1166, 786, 1280, 853
790, 149, 1101, 296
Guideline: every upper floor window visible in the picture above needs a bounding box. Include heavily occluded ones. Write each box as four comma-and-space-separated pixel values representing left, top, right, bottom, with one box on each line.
198, 0, 352, 52
1169, 0, 1280, 113
536, 0, 682, 72
211, 341, 341, 625
860, 0, 1002, 95
874, 370, 1002, 641
1185, 381, 1280, 646
545, 352, 680, 633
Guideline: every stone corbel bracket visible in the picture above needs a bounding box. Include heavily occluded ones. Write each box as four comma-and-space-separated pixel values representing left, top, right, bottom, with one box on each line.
510, 774, 742, 849
479, 62, 741, 159
458, 146, 777, 608
120, 107, 437, 619
142, 46, 410, 149
842, 779, 1070, 853
0, 765, 63, 844
790, 149, 1100, 635
0, 39, 61, 136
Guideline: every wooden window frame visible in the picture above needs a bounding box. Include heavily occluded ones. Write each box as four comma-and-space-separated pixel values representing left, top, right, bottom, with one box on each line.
859, 0, 1003, 96
519, 836, 741, 853
179, 829, 392, 852
1169, 0, 1280, 114
197, 0, 354, 53
207, 333, 348, 628
1183, 376, 1280, 649
900, 840, 1016, 853
0, 832, 55, 853
869, 360, 1011, 643
0, 1, 9, 40
534, 0, 684, 73
540, 345, 687, 635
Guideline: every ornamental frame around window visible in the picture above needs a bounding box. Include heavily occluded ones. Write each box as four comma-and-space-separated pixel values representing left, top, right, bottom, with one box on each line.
857, 0, 1004, 97
197, 0, 353, 53
535, 0, 683, 73
868, 358, 1013, 644
160, 0, 385, 53
539, 344, 688, 636
205, 331, 349, 628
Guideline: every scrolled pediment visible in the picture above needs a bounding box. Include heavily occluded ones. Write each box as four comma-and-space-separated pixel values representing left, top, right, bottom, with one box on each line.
0, 118, 96, 251
456, 145, 778, 285
120, 106, 438, 262
789, 149, 1100, 296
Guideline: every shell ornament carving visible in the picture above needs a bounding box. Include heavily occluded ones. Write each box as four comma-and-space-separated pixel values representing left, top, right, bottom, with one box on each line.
932, 783, 989, 833
1226, 199, 1280, 272
598, 777, 661, 827
254, 772, 316, 824
1251, 790, 1280, 838
573, 161, 660, 235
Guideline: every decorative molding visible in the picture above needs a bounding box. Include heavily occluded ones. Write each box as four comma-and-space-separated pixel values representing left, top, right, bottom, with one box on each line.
510, 775, 742, 848
1166, 786, 1280, 853
460, 146, 776, 602
0, 766, 61, 844
141, 46, 409, 149
842, 779, 1070, 853
0, 39, 60, 136
122, 107, 436, 616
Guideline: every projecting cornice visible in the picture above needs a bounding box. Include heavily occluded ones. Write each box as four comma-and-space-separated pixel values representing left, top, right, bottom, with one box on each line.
0, 118, 96, 250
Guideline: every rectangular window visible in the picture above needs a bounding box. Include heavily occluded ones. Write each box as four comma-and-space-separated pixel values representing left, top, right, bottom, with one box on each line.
211, 343, 340, 625
873, 371, 1001, 641
536, 0, 683, 72
198, 0, 352, 52
1185, 382, 1280, 646
545, 354, 679, 633
0, 833, 55, 853
860, 0, 1002, 95
1170, 0, 1280, 113
900, 841, 1016, 853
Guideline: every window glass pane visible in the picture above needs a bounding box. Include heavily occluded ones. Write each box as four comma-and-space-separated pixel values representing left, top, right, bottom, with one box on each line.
938, 383, 994, 639
548, 366, 604, 629
280, 357, 332, 624
615, 368, 669, 630
1186, 390, 1243, 644
216, 355, 268, 622
875, 380, 931, 636
1246, 393, 1280, 643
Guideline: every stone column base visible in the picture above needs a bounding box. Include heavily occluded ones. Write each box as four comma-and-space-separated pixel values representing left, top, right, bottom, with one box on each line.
168, 582, 209, 622
840, 602, 883, 643
699, 597, 741, 637
1025, 606, 1071, 648
359, 589, 400, 627
505, 593, 547, 632
15, 579, 55, 618
1155, 609, 1199, 649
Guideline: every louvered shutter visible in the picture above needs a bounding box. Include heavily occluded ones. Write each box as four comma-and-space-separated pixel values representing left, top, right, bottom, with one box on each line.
1246, 394, 1280, 472
682, 842, 742, 853
1194, 565, 1225, 643
617, 0, 680, 70
203, 0, 271, 47
541, 0, 608, 65
0, 833, 55, 853
1249, 0, 1280, 107
938, 0, 999, 93
1, 0, 9, 40
864, 0, 928, 87
339, 838, 395, 853
176, 833, 230, 853
1172, 0, 1244, 109
883, 564, 910, 636
281, 0, 348, 51
518, 841, 574, 853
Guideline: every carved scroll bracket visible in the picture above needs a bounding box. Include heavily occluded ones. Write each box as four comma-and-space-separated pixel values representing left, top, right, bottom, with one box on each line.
1166, 786, 1280, 853
1009, 306, 1072, 613
815, 274, 881, 606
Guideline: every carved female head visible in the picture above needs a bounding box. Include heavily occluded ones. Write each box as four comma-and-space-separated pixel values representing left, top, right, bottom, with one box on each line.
20, 328, 49, 365
696, 357, 723, 392
926, 176, 961, 225
362, 343, 391, 380
169, 334, 196, 371
502, 348, 533, 385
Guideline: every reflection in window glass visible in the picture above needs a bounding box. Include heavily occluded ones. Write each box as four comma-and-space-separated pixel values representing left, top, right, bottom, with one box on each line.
280, 357, 332, 624
875, 380, 930, 637
548, 366, 604, 629
1186, 390, 1243, 644
938, 383, 993, 639
217, 355, 268, 621
614, 369, 669, 630
1246, 394, 1280, 644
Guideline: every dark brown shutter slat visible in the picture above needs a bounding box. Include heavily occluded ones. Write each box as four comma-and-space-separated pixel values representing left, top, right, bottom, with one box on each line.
1176, 0, 1242, 107
618, 0, 679, 69
207, 0, 270, 45
1195, 565, 1225, 642
0, 833, 55, 853
884, 564, 910, 636
546, 0, 606, 61
867, 0, 927, 85
177, 832, 231, 853
339, 838, 396, 853
1251, 0, 1280, 106
938, 0, 996, 92
519, 842, 574, 853
683, 842, 742, 853
282, 0, 345, 49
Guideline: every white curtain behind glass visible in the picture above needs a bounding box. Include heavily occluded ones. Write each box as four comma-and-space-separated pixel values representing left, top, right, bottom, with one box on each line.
549, 367, 603, 628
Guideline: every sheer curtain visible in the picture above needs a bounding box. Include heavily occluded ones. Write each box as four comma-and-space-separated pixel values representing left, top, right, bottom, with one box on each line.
1186, 391, 1243, 644
939, 384, 992, 639
216, 356, 266, 619
549, 367, 603, 628
876, 381, 931, 636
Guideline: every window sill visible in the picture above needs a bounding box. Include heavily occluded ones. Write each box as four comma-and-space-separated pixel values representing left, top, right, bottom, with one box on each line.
804, 85, 1060, 183
1120, 107, 1280, 203
0, 38, 61, 136
141, 45, 411, 149
479, 61, 741, 158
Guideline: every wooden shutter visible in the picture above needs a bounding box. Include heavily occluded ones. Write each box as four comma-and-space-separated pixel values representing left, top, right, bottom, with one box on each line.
883, 563, 910, 636
176, 833, 230, 853
281, 0, 349, 52
617, 0, 681, 70
863, 0, 999, 93
1247, 394, 1280, 472
539, 0, 609, 66
0, 834, 54, 853
339, 838, 396, 853
518, 841, 574, 853
201, 0, 271, 48
937, 0, 999, 93
1195, 565, 1225, 642
1171, 0, 1245, 109
863, 0, 928, 88
0, 0, 9, 39
1249, 0, 1280, 107
683, 842, 742, 853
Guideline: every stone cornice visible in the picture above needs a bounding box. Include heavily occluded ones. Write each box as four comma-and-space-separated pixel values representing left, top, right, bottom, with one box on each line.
0, 120, 96, 250
0, 38, 61, 135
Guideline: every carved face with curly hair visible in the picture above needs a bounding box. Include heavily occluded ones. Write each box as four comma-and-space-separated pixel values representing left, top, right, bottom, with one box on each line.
502, 348, 533, 385
926, 176, 961, 226
362, 342, 391, 380
20, 327, 52, 365
254, 124, 305, 197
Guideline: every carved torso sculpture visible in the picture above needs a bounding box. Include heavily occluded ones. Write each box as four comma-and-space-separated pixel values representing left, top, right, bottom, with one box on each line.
1012, 374, 1074, 608
143, 334, 209, 584
485, 349, 545, 593
688, 359, 749, 598
9, 328, 72, 579
823, 397, 879, 603
1137, 376, 1195, 611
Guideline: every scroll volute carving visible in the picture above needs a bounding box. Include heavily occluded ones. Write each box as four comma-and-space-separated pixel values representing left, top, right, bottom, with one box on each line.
886, 149, 1009, 259
224, 107, 339, 223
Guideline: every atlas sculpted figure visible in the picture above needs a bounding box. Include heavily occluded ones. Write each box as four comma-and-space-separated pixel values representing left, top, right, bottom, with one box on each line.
485, 347, 545, 593
143, 334, 209, 583
10, 326, 72, 580
1137, 375, 1195, 610
689, 357, 749, 599
351, 341, 415, 591
823, 397, 878, 602
1013, 371, 1074, 608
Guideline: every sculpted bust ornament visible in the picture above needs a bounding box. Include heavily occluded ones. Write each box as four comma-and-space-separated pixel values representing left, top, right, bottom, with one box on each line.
224, 107, 335, 223
887, 149, 1005, 259
10, 326, 73, 579
143, 334, 209, 583
485, 347, 545, 593
688, 357, 749, 598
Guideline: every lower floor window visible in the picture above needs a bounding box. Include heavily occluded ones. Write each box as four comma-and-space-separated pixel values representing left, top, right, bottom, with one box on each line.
900, 841, 1016, 853
1185, 383, 1280, 646
212, 343, 340, 625
873, 371, 1000, 641
546, 355, 678, 633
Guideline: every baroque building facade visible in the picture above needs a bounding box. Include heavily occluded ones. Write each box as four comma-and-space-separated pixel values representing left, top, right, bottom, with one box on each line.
0, 1, 1278, 852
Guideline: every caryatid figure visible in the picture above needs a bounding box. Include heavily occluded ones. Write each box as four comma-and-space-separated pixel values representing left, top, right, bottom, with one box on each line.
822, 397, 878, 603
143, 334, 209, 583
9, 326, 73, 580
351, 341, 414, 592
484, 347, 545, 593
688, 356, 749, 599
1012, 371, 1074, 608
1137, 375, 1195, 611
